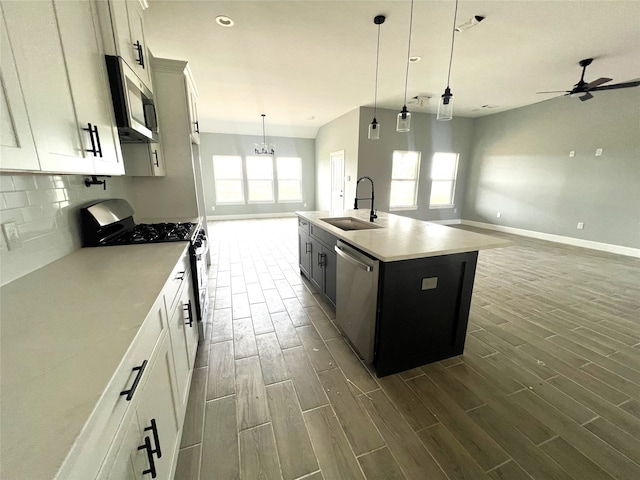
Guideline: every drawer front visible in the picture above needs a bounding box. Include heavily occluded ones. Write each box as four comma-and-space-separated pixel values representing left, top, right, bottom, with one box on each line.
298, 217, 310, 234
56, 296, 166, 479
164, 252, 190, 314
310, 223, 338, 248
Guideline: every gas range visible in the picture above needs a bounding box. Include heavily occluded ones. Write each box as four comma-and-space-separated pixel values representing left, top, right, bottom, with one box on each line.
106, 222, 197, 245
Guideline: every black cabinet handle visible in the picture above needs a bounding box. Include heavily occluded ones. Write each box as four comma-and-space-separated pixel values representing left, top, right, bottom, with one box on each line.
145, 418, 162, 459
83, 123, 103, 157
318, 252, 326, 267
194, 121, 199, 134
134, 40, 145, 68
138, 436, 157, 478
120, 360, 147, 401
184, 300, 193, 327
152, 149, 159, 167
305, 242, 311, 253
175, 271, 186, 281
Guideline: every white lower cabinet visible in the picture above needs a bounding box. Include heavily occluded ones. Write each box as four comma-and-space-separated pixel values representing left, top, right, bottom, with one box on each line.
102, 334, 180, 480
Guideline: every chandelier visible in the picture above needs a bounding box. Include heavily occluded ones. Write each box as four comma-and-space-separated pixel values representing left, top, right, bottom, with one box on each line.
254, 114, 275, 155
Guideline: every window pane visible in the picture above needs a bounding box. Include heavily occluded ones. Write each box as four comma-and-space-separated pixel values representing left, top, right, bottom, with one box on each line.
390, 180, 416, 207
431, 153, 458, 180
392, 151, 420, 180
248, 180, 274, 202
429, 180, 454, 205
216, 180, 244, 203
246, 156, 273, 180
213, 155, 242, 178
276, 157, 301, 179
278, 180, 302, 201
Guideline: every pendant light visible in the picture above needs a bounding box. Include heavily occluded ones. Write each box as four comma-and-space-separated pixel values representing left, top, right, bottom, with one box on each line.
397, 0, 415, 132
437, 0, 459, 121
254, 114, 275, 155
368, 15, 385, 140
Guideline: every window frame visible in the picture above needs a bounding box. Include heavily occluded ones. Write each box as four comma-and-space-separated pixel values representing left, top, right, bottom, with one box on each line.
429, 152, 460, 208
389, 150, 421, 211
275, 156, 303, 203
212, 155, 245, 205
245, 155, 275, 204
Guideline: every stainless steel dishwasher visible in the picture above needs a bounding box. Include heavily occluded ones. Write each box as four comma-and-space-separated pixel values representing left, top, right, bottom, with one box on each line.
334, 240, 380, 363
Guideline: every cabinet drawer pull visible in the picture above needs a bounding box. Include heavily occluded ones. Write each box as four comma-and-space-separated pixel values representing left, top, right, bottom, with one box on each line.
120, 360, 147, 401
175, 271, 186, 281
318, 252, 326, 267
194, 120, 199, 134
145, 418, 162, 459
305, 242, 311, 253
152, 149, 159, 167
138, 436, 157, 478
184, 300, 193, 327
134, 40, 145, 68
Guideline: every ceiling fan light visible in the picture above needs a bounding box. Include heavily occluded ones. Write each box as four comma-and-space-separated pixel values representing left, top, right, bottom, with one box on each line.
437, 88, 454, 121
396, 106, 411, 132
368, 118, 380, 140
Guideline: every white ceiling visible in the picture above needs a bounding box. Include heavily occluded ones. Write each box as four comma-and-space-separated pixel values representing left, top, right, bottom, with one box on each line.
145, 0, 640, 138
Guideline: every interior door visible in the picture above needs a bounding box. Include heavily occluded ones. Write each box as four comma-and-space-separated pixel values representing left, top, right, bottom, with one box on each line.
330, 150, 345, 214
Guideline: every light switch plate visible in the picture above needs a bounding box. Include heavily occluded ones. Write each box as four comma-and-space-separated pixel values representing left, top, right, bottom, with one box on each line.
2, 222, 23, 250
421, 277, 438, 290
595, 148, 603, 156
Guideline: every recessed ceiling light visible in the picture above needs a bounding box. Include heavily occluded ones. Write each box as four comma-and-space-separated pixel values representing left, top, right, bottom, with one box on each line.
307, 116, 316, 120
409, 56, 421, 63
215, 15, 234, 27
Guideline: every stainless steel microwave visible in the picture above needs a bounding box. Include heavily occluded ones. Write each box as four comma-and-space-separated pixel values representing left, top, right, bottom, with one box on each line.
105, 55, 158, 143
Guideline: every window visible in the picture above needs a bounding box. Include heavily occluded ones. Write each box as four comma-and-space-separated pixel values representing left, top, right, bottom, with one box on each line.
276, 157, 303, 202
213, 155, 244, 204
390, 150, 421, 209
429, 152, 459, 207
246, 156, 274, 203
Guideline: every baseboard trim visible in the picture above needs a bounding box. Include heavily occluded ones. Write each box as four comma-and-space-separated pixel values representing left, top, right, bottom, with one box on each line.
460, 220, 640, 258
207, 212, 297, 221
428, 219, 462, 225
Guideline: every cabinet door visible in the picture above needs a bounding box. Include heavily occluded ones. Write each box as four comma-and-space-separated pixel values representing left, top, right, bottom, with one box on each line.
310, 238, 324, 293
0, 9, 39, 171
135, 334, 180, 480
122, 141, 166, 177
323, 246, 337, 307
1, 1, 90, 174
185, 77, 199, 143
54, 0, 124, 175
298, 228, 311, 278
103, 413, 140, 480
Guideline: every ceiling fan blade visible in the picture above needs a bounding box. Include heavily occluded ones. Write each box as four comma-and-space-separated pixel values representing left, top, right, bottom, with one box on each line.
589, 80, 640, 91
584, 77, 612, 89
579, 92, 594, 101
536, 90, 571, 94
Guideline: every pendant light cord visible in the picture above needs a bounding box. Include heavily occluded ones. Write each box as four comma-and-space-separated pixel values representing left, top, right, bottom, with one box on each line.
373, 22, 381, 118
261, 114, 266, 144
403, 0, 415, 106
446, 0, 459, 87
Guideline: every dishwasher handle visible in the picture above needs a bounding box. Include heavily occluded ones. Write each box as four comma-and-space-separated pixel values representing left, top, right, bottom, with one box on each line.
335, 245, 372, 272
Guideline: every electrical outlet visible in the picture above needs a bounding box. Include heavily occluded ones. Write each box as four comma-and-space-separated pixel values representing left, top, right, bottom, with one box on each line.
569, 150, 575, 157
303, 203, 307, 207
496, 212, 501, 218
453, 208, 457, 213
2, 222, 23, 250
211, 206, 215, 211
577, 222, 585, 230
595, 148, 603, 157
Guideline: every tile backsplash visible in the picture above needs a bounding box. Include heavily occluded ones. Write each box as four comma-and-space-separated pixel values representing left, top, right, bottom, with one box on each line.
0, 173, 132, 285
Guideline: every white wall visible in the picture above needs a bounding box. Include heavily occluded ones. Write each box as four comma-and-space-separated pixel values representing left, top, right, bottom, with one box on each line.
0, 173, 132, 285
463, 89, 640, 249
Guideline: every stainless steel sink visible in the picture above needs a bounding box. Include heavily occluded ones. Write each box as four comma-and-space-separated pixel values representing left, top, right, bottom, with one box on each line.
320, 217, 383, 231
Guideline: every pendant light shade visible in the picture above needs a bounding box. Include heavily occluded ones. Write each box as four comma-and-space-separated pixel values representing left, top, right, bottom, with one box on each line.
437, 0, 459, 121
397, 0, 414, 133
254, 114, 275, 155
369, 15, 385, 140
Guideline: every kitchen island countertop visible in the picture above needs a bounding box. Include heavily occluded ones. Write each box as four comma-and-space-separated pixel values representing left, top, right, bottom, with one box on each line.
0, 242, 189, 480
297, 210, 511, 261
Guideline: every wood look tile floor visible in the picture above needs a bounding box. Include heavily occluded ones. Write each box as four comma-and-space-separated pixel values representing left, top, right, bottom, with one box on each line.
175, 218, 640, 480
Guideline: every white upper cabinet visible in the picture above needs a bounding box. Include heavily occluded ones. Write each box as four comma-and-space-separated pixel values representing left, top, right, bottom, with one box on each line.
0, 9, 39, 171
0, 0, 124, 175
100, 0, 153, 92
185, 68, 200, 144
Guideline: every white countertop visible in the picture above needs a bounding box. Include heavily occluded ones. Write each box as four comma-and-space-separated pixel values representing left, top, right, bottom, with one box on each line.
297, 210, 511, 261
0, 242, 189, 480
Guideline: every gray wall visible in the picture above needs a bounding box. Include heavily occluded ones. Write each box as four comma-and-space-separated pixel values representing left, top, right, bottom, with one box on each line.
314, 108, 360, 211
357, 106, 475, 221
199, 132, 316, 216
463, 89, 640, 249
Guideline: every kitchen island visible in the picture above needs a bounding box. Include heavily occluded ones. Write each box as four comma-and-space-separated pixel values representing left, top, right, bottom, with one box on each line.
297, 210, 511, 376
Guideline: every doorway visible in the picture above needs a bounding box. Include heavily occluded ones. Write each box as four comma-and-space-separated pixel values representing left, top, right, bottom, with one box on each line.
330, 150, 345, 214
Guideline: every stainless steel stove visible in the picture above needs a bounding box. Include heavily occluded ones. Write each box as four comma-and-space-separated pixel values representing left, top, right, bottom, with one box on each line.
81, 199, 209, 333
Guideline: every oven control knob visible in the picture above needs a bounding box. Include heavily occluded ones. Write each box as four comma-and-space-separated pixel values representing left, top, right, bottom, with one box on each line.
194, 239, 202, 248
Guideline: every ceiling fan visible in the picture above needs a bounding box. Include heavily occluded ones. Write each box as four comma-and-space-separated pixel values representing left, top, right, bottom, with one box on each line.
537, 58, 640, 101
